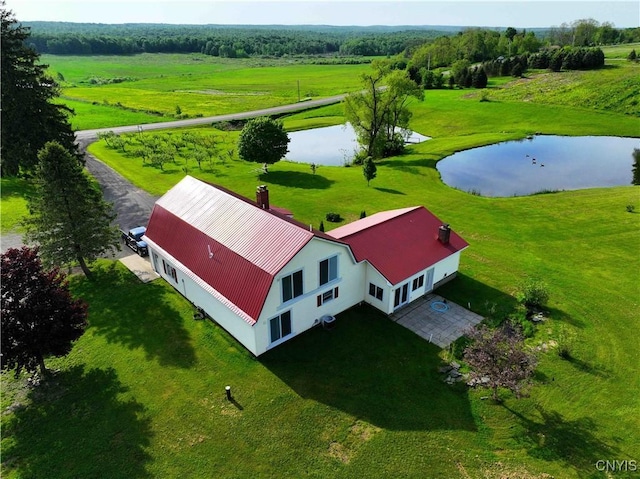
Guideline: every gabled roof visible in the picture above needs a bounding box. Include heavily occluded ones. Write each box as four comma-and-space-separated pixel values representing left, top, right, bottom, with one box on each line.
144, 176, 344, 324
328, 206, 468, 285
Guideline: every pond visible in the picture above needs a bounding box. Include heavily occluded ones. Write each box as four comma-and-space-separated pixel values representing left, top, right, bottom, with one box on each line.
285, 123, 429, 166
436, 135, 639, 197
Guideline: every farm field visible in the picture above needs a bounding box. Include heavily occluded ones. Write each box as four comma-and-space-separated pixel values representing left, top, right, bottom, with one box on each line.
2, 47, 639, 478
43, 53, 374, 130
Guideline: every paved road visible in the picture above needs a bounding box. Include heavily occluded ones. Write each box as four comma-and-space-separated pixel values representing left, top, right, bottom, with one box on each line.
75, 94, 346, 141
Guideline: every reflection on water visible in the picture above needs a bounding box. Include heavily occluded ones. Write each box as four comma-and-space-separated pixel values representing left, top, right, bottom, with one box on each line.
436, 135, 640, 197
285, 123, 429, 166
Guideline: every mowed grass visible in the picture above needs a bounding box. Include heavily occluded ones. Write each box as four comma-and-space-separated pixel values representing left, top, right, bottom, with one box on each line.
44, 53, 374, 130
2, 46, 639, 478
0, 178, 32, 234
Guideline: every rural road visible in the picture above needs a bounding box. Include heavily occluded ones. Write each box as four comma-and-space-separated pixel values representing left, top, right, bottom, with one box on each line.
75, 94, 346, 141
2, 95, 346, 254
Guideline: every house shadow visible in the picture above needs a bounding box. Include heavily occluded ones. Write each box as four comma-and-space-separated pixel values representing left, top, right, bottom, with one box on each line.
261, 305, 477, 432
258, 170, 334, 189
503, 404, 621, 473
437, 273, 518, 319
2, 366, 152, 479
70, 261, 197, 368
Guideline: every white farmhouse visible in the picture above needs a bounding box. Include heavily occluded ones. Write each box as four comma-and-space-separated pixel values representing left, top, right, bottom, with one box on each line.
144, 176, 468, 356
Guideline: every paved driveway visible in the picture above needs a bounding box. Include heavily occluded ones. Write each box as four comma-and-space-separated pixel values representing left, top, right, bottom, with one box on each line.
390, 294, 484, 348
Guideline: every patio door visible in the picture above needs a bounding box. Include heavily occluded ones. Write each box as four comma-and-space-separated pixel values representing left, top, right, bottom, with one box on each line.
394, 283, 409, 310
425, 268, 434, 293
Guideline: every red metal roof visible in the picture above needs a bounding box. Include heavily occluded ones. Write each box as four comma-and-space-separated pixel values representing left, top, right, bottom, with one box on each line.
328, 207, 469, 285
144, 176, 319, 324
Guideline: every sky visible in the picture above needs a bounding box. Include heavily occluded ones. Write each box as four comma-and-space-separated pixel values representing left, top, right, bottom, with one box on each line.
5, 0, 639, 28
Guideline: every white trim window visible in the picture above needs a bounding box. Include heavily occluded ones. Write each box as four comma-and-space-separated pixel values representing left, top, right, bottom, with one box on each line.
270, 311, 292, 343
369, 283, 383, 301
282, 270, 303, 303
319, 255, 338, 286
317, 287, 339, 306
162, 259, 178, 283
412, 275, 425, 291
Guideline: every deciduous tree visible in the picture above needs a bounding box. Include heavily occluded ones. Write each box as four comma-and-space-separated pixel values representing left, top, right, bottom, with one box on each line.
464, 322, 537, 400
23, 141, 120, 278
238, 117, 290, 167
0, 3, 77, 176
1, 247, 88, 377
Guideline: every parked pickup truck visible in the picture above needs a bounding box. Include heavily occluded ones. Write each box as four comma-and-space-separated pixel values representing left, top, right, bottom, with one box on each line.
121, 226, 148, 256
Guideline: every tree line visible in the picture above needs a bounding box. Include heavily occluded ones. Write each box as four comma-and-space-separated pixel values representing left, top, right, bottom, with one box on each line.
22, 20, 640, 58
24, 22, 446, 57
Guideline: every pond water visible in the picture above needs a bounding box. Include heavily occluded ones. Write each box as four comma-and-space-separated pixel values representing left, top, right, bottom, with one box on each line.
285, 123, 429, 166
436, 135, 639, 197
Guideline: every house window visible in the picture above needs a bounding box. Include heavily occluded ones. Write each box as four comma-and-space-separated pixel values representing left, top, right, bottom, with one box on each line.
270, 311, 292, 343
162, 260, 178, 283
282, 270, 303, 303
369, 283, 383, 301
317, 287, 339, 307
319, 255, 338, 285
412, 275, 425, 291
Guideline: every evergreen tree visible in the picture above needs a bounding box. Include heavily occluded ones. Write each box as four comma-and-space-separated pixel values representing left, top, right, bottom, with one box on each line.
1, 246, 88, 377
632, 148, 640, 186
362, 156, 377, 186
0, 3, 77, 176
472, 67, 488, 88
24, 141, 120, 278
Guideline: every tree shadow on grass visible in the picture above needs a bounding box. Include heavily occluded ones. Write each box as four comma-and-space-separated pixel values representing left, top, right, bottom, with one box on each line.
70, 261, 197, 369
504, 404, 621, 474
258, 171, 334, 189
378, 156, 438, 175
261, 305, 477, 432
2, 366, 152, 479
373, 187, 406, 195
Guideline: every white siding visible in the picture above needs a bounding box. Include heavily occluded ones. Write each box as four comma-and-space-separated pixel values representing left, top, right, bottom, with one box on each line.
364, 263, 393, 314
433, 251, 462, 286
254, 238, 364, 355
148, 246, 259, 355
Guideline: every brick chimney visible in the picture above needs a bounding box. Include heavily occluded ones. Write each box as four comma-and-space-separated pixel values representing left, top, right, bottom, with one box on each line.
438, 223, 451, 244
256, 185, 269, 210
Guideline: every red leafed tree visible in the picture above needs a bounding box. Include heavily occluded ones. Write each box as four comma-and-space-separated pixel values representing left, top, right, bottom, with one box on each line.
464, 322, 537, 401
1, 247, 88, 377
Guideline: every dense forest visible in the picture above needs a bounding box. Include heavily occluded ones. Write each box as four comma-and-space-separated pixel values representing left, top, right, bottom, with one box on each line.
22, 20, 640, 58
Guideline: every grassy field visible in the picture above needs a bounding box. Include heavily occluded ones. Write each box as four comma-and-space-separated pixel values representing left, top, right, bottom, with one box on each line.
2, 48, 639, 478
43, 53, 374, 130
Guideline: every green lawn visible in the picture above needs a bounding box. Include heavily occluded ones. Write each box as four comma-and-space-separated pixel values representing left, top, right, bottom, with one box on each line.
0, 177, 32, 234
2, 48, 639, 478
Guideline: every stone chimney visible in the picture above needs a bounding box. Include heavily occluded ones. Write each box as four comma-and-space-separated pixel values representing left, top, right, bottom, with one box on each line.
438, 223, 451, 245
256, 185, 269, 210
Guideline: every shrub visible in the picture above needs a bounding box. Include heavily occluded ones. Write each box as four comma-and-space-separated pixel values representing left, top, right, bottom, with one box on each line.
516, 278, 549, 313
626, 204, 635, 213
325, 212, 342, 222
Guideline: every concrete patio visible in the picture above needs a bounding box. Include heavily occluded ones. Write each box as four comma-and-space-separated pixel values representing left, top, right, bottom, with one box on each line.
390, 294, 483, 348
